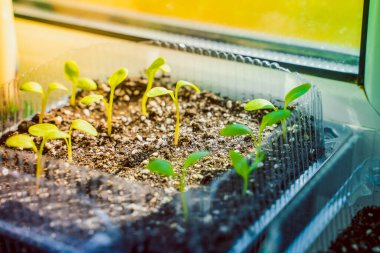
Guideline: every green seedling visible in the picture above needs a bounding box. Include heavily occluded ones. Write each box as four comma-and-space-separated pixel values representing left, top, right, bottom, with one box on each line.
244, 83, 311, 139
220, 109, 291, 148
147, 150, 209, 222
147, 80, 200, 145
5, 123, 69, 190
80, 68, 128, 136
64, 60, 98, 106
229, 148, 265, 194
67, 119, 97, 162
141, 57, 171, 116
20, 82, 69, 123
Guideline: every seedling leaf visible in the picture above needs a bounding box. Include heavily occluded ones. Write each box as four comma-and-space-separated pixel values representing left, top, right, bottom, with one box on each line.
147, 87, 174, 97
29, 123, 58, 137
45, 130, 70, 140
77, 78, 97, 90
244, 99, 276, 111
80, 95, 104, 105
147, 57, 165, 72
108, 68, 128, 89
229, 150, 249, 178
183, 150, 209, 169
5, 134, 36, 151
159, 64, 171, 73
220, 123, 253, 136
47, 82, 69, 94
147, 159, 175, 177
20, 82, 44, 95
284, 83, 311, 109
176, 80, 200, 93
71, 119, 97, 136
64, 60, 80, 83
260, 109, 291, 133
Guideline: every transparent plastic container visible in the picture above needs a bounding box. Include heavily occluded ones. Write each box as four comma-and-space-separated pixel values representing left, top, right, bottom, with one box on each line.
0, 40, 324, 252
285, 157, 380, 253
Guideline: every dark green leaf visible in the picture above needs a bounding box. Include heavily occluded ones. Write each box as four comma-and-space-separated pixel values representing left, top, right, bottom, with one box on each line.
183, 150, 209, 169
284, 83, 311, 109
260, 109, 291, 134
220, 123, 252, 136
229, 150, 249, 178
147, 159, 175, 177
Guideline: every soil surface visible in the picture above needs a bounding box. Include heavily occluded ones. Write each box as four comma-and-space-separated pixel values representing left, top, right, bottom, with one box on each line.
1, 75, 273, 189
326, 206, 380, 253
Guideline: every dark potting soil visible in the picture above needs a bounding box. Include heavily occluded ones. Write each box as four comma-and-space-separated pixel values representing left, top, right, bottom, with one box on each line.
325, 206, 380, 253
1, 75, 274, 190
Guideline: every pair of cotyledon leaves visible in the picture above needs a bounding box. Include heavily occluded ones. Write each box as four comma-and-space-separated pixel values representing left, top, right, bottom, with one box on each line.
147, 150, 209, 177
6, 121, 97, 151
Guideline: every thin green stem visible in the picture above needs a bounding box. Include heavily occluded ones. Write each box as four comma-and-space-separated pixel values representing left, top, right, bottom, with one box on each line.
180, 166, 188, 222
281, 120, 287, 141
67, 128, 73, 162
70, 81, 77, 106
141, 73, 154, 116
39, 95, 47, 124
243, 176, 248, 195
174, 100, 180, 146
107, 87, 115, 136
36, 137, 47, 191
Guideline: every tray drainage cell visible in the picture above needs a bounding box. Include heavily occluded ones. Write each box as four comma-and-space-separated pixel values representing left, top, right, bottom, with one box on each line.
286, 157, 380, 253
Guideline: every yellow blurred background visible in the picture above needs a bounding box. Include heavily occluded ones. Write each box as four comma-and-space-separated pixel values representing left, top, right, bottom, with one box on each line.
73, 0, 364, 49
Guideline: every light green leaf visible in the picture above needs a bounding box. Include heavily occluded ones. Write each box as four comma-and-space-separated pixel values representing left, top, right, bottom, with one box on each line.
284, 83, 311, 109
77, 78, 97, 91
147, 87, 174, 98
28, 123, 58, 137
159, 64, 171, 73
47, 82, 69, 94
45, 130, 69, 140
183, 150, 209, 169
20, 82, 44, 95
260, 109, 291, 133
71, 119, 97, 136
220, 123, 252, 136
5, 134, 37, 152
244, 99, 276, 111
147, 57, 166, 72
64, 60, 80, 83
108, 68, 128, 89
80, 95, 104, 105
229, 150, 249, 178
176, 80, 200, 93
147, 159, 175, 177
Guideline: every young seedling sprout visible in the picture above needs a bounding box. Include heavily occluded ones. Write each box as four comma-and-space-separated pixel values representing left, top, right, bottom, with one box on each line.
20, 82, 68, 123
244, 83, 311, 139
147, 80, 200, 145
229, 148, 265, 194
147, 150, 209, 222
141, 57, 171, 116
80, 68, 128, 135
67, 119, 97, 162
220, 109, 291, 150
64, 60, 98, 106
5, 123, 69, 190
